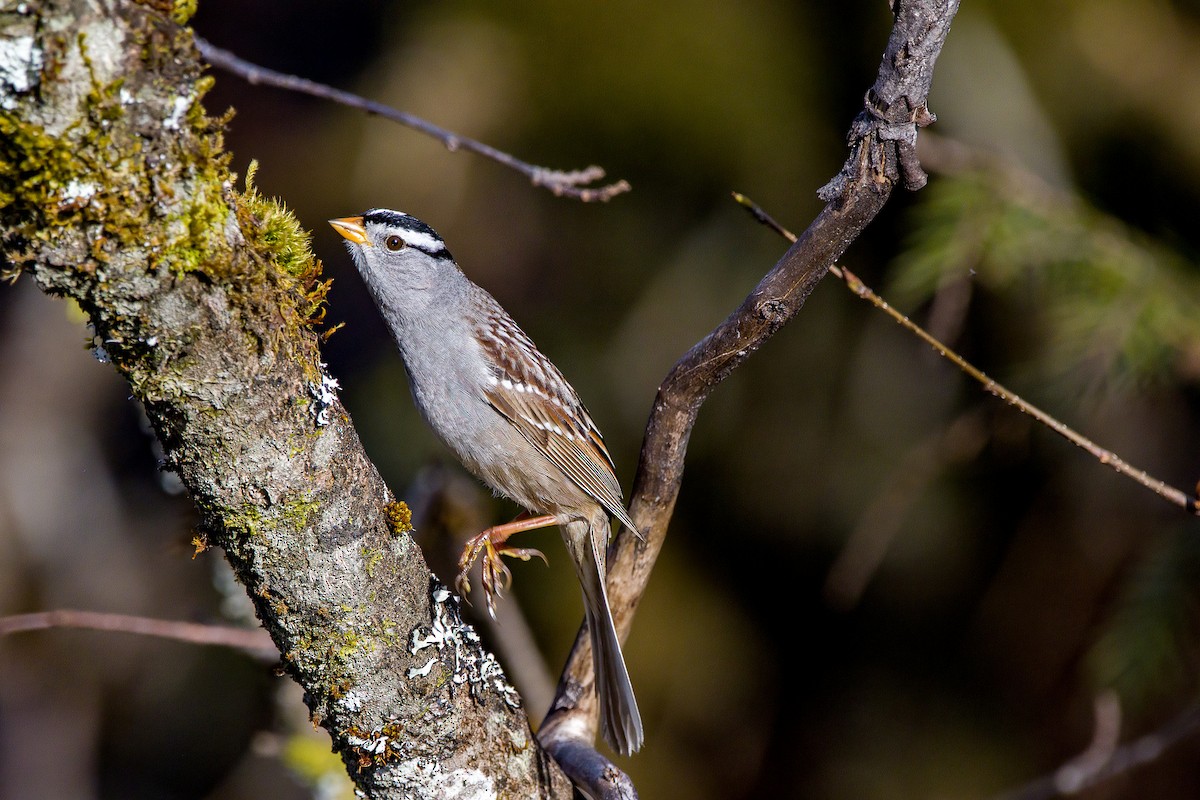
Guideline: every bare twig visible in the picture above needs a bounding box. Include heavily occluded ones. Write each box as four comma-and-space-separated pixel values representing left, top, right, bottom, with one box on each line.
734, 193, 1200, 516
0, 609, 278, 658
992, 698, 1200, 800
193, 37, 631, 202
538, 0, 962, 764
1054, 691, 1123, 794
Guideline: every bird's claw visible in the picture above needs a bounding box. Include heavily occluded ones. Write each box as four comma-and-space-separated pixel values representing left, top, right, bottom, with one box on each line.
455, 527, 548, 619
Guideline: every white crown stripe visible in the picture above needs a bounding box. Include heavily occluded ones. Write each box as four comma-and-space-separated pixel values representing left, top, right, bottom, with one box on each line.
400, 228, 446, 253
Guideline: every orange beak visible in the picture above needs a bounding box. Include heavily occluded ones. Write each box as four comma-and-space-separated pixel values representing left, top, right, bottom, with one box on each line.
329, 216, 369, 245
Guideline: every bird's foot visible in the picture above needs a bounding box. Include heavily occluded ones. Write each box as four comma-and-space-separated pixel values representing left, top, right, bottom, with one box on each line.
455, 515, 555, 618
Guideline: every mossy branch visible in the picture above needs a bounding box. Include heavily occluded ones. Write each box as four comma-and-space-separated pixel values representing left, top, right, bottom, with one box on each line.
0, 1, 570, 797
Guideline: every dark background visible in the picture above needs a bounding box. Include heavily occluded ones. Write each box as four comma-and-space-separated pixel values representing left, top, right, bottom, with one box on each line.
3, 1, 1200, 798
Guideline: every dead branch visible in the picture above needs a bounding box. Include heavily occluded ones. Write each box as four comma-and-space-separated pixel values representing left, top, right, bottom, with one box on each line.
194, 37, 631, 202
538, 0, 962, 769
0, 609, 278, 658
993, 697, 1200, 800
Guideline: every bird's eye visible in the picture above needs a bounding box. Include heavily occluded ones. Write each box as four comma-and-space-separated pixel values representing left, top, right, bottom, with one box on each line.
384, 235, 405, 252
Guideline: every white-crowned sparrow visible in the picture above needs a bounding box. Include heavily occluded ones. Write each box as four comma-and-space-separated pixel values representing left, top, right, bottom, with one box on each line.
330, 209, 644, 755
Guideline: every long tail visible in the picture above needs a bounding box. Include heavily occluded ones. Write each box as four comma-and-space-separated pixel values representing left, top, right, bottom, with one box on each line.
566, 517, 644, 755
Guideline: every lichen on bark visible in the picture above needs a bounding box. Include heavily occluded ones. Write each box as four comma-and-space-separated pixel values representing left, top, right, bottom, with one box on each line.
0, 1, 569, 797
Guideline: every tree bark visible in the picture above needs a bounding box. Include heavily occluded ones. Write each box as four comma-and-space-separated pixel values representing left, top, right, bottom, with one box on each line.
0, 1, 570, 797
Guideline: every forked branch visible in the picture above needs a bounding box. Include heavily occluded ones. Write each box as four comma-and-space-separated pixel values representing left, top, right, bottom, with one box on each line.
537, 0, 962, 772
992, 696, 1200, 800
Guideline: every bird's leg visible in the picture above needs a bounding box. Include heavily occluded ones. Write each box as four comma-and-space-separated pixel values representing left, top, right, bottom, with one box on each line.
456, 514, 556, 618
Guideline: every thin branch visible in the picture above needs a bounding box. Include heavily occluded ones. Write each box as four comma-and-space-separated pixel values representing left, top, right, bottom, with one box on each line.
194, 37, 631, 202
1054, 691, 1123, 794
992, 698, 1200, 800
0, 609, 278, 658
734, 193, 1200, 515
538, 0, 962, 760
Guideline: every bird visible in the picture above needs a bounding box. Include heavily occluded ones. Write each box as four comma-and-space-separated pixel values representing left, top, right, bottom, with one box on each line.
330, 209, 644, 755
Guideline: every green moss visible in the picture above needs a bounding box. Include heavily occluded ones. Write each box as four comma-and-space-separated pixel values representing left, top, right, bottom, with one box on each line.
374, 618, 402, 649
285, 605, 387, 705
1, 33, 232, 286
383, 501, 414, 536
232, 160, 333, 336
224, 504, 268, 539
332, 629, 369, 661
161, 175, 231, 276
2, 26, 236, 291
239, 161, 313, 277
282, 494, 321, 528
0, 102, 147, 279
0, 115, 87, 228
222, 492, 319, 542
172, 0, 199, 25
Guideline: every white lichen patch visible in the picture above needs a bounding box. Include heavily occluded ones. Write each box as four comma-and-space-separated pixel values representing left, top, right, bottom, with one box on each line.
400, 763, 498, 800
337, 689, 365, 713
347, 730, 401, 756
162, 93, 191, 131
0, 33, 42, 109
406, 657, 437, 679
433, 767, 498, 800
374, 757, 498, 800
308, 366, 340, 427
408, 583, 520, 708
58, 179, 97, 210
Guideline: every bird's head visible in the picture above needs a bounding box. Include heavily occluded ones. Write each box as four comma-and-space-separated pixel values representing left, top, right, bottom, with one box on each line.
329, 209, 459, 306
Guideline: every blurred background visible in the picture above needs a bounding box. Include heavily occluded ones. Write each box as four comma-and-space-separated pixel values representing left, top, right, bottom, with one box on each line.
4, 0, 1200, 797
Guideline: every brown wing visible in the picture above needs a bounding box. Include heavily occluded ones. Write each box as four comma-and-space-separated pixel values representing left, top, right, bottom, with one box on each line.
474, 295, 641, 538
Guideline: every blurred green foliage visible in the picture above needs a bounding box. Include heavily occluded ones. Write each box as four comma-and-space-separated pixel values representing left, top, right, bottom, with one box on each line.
892, 169, 1200, 393
1090, 528, 1200, 718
